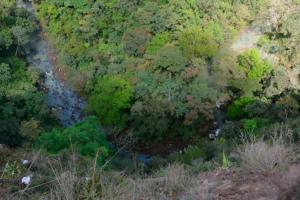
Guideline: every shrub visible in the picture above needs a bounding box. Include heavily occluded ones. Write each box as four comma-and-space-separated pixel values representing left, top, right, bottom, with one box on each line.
87, 76, 133, 127
36, 128, 69, 154
243, 119, 257, 133
257, 35, 270, 47
238, 132, 294, 173
36, 117, 111, 163
0, 119, 22, 147
237, 49, 273, 80
163, 163, 188, 192
243, 118, 273, 138
170, 145, 204, 165
227, 97, 256, 120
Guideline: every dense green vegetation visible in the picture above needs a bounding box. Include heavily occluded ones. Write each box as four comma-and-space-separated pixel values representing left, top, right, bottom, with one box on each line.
0, 0, 49, 147
36, 116, 110, 163
36, 0, 271, 144
2, 0, 300, 150
0, 0, 300, 157
3, 0, 300, 199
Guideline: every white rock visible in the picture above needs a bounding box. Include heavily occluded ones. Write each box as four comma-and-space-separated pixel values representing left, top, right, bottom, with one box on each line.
21, 176, 31, 185
22, 160, 29, 165
214, 129, 220, 137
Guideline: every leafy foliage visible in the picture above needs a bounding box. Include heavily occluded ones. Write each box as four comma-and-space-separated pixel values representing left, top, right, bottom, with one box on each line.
237, 49, 273, 80
146, 32, 171, 55
35, 0, 277, 144
227, 97, 256, 120
36, 117, 110, 163
0, 3, 48, 146
178, 26, 221, 58
87, 76, 133, 127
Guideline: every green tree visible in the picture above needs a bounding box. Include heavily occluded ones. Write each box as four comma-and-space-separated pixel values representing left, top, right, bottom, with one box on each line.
123, 28, 151, 57
227, 97, 256, 120
237, 49, 273, 80
87, 76, 133, 127
146, 32, 171, 54
152, 45, 189, 73
0, 4, 48, 147
179, 26, 220, 58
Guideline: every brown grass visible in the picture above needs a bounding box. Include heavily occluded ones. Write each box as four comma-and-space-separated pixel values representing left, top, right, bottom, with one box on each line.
238, 130, 295, 174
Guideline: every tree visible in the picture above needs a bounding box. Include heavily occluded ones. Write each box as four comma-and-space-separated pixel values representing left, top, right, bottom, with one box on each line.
179, 26, 220, 58
227, 97, 256, 120
12, 25, 30, 55
237, 49, 273, 80
0, 119, 22, 147
0, 28, 13, 50
0, 63, 11, 95
87, 76, 133, 127
0, 3, 49, 147
123, 28, 151, 57
146, 32, 171, 54
151, 45, 189, 73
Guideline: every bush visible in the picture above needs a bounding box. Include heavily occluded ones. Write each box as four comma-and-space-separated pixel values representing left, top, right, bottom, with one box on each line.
227, 97, 256, 120
242, 118, 273, 138
87, 76, 133, 127
0, 119, 22, 147
36, 117, 111, 163
238, 132, 294, 173
170, 145, 204, 165
243, 119, 257, 133
237, 49, 273, 80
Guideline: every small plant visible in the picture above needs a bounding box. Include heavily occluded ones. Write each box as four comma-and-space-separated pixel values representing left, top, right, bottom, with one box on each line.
243, 119, 257, 133
257, 35, 270, 47
1, 161, 23, 179
222, 151, 230, 169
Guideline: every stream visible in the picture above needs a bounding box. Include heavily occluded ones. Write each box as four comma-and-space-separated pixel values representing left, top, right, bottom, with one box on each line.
17, 0, 85, 127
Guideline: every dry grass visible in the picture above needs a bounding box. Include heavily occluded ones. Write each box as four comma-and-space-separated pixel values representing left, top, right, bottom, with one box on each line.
238, 130, 295, 174
164, 163, 188, 192
45, 163, 189, 200
27, 158, 190, 200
